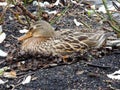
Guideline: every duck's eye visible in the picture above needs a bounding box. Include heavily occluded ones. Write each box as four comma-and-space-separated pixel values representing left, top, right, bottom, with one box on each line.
36, 24, 42, 28
29, 27, 34, 31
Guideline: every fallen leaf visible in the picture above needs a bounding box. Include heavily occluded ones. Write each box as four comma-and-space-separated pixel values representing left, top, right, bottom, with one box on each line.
22, 75, 31, 85
0, 32, 6, 43
76, 71, 84, 75
33, 1, 50, 8
97, 4, 116, 13
0, 79, 6, 84
0, 49, 8, 57
45, 10, 58, 15
107, 69, 120, 80
3, 71, 17, 78
73, 19, 83, 26
44, 1, 50, 7
32, 77, 38, 81
53, 0, 60, 6
0, 2, 14, 7
0, 2, 7, 6
9, 16, 14, 20
85, 9, 96, 16
32, 1, 38, 6
49, 63, 57, 66
90, 5, 95, 9
0, 66, 9, 76
19, 29, 29, 33
71, 0, 77, 4
0, 25, 2, 33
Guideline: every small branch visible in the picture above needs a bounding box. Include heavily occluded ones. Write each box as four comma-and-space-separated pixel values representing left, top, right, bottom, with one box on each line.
87, 63, 111, 69
9, 8, 27, 25
16, 2, 38, 21
102, 0, 120, 36
0, 5, 8, 24
50, 4, 70, 24
102, 0, 113, 21
107, 21, 120, 33
79, 20, 92, 30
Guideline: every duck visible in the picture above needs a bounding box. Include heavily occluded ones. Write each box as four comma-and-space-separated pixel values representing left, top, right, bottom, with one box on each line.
18, 20, 111, 59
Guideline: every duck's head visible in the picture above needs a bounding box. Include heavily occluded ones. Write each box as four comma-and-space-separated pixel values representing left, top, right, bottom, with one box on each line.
18, 20, 55, 42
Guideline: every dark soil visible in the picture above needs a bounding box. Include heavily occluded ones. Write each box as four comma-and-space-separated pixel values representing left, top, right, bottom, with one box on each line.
14, 54, 120, 90
0, 2, 120, 90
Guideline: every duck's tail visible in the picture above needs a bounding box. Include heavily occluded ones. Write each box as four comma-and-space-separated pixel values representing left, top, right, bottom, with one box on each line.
95, 32, 114, 48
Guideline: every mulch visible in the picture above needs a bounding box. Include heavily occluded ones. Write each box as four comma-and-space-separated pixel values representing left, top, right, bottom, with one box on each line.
0, 2, 120, 90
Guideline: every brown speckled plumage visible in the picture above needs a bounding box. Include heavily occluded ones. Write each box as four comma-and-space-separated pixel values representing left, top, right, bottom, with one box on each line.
18, 20, 111, 56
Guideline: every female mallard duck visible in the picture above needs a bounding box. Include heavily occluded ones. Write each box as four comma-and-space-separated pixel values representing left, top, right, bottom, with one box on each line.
18, 20, 111, 57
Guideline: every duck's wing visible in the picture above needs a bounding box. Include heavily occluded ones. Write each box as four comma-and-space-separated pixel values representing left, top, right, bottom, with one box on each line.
37, 30, 112, 56
83, 31, 113, 48
49, 30, 112, 55
56, 30, 107, 48
43, 31, 90, 56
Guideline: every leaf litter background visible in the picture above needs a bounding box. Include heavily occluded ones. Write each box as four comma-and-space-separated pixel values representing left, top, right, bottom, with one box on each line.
0, 0, 120, 90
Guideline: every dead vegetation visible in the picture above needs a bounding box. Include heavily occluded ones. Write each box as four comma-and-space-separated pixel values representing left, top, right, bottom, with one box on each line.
0, 0, 120, 90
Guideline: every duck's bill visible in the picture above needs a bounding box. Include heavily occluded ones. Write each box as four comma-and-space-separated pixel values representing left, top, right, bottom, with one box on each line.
18, 33, 32, 41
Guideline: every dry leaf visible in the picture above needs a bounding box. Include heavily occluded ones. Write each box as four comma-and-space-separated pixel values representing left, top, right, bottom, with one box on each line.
9, 16, 14, 20
107, 69, 120, 80
71, 0, 77, 4
22, 75, 31, 85
0, 25, 2, 33
97, 5, 116, 13
53, 0, 60, 6
0, 32, 6, 43
90, 5, 95, 9
0, 66, 9, 76
3, 71, 17, 78
45, 10, 58, 15
33, 1, 50, 8
19, 29, 29, 33
0, 2, 14, 7
0, 49, 7, 57
0, 2, 7, 6
49, 63, 57, 66
76, 71, 84, 75
0, 79, 6, 84
73, 19, 83, 26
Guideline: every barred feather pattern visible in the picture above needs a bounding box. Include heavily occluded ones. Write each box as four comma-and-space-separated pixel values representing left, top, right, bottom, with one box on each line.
21, 30, 108, 56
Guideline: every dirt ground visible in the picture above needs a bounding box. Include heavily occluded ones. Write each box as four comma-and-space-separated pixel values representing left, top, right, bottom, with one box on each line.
0, 2, 120, 90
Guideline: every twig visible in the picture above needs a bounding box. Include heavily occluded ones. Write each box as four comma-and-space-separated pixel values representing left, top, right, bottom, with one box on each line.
50, 4, 70, 25
0, 5, 8, 24
107, 21, 120, 32
102, 0, 120, 36
37, 0, 43, 20
79, 20, 92, 30
0, 60, 6, 65
8, 8, 26, 25
87, 63, 111, 69
16, 2, 38, 21
102, 0, 113, 21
